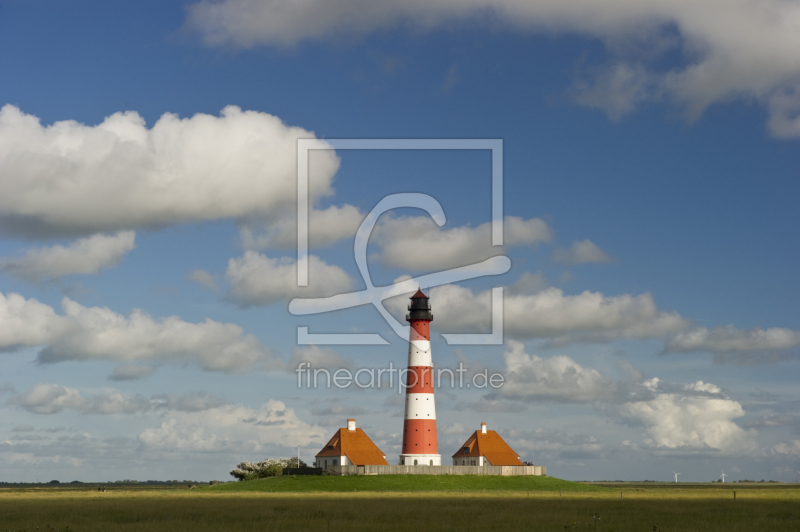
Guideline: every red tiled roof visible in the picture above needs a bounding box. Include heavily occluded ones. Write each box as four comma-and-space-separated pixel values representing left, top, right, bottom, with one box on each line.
452, 430, 522, 466
411, 288, 428, 299
315, 428, 389, 466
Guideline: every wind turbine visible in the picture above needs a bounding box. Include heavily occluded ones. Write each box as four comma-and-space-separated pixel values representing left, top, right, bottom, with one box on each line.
720, 470, 727, 483
673, 471, 680, 483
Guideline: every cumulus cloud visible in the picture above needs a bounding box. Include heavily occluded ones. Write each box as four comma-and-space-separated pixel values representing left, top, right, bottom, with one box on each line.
185, 0, 800, 137
506, 272, 549, 295
288, 345, 354, 371
240, 204, 364, 250
773, 439, 800, 457
137, 400, 325, 452
665, 326, 800, 357
466, 343, 755, 454
398, 284, 688, 344
508, 427, 603, 457
8, 383, 226, 415
0, 291, 272, 372
373, 215, 552, 271
552, 239, 612, 265
0, 231, 136, 283
572, 62, 657, 120
620, 389, 758, 454
225, 251, 353, 307
496, 341, 615, 403
0, 292, 71, 350
441, 422, 467, 435
308, 397, 379, 418
186, 269, 219, 292
0, 105, 338, 237
9, 384, 89, 414
108, 363, 153, 381
455, 397, 525, 413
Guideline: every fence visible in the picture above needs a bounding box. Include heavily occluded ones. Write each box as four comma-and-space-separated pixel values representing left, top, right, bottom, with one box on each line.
322, 465, 546, 476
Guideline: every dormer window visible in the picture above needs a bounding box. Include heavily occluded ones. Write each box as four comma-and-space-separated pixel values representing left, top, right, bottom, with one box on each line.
463, 447, 469, 454
328, 445, 334, 450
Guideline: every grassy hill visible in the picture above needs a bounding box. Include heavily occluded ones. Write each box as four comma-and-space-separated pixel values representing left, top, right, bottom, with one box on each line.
208, 474, 605, 493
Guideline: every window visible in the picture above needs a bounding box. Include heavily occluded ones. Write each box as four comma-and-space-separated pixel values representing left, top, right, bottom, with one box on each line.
324, 460, 327, 468
463, 447, 469, 454
429, 460, 433, 466
413, 459, 418, 465
333, 459, 337, 466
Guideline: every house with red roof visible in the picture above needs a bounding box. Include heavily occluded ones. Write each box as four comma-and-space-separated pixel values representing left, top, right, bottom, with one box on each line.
451, 422, 523, 466
314, 419, 389, 469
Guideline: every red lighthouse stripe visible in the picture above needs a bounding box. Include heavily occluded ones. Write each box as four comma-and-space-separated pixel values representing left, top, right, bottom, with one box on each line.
405, 366, 434, 394
409, 320, 430, 341
402, 419, 439, 454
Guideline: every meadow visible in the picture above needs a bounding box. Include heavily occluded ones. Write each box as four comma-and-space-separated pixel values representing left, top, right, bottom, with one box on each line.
1, 477, 798, 531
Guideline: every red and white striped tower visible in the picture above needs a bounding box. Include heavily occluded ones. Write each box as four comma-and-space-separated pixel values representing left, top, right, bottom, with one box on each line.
399, 288, 441, 466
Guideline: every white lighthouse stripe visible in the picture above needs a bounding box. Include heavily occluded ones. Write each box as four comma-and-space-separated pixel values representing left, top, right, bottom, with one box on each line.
407, 346, 432, 367
410, 339, 430, 353
403, 392, 437, 419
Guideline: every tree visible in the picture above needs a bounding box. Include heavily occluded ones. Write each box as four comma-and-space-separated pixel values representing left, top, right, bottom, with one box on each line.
229, 457, 308, 481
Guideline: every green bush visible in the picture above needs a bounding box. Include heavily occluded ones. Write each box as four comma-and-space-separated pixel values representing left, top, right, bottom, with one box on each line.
230, 458, 307, 481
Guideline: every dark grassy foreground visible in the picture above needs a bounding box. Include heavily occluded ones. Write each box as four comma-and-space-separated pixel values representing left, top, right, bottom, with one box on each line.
209, 473, 603, 492
1, 482, 799, 531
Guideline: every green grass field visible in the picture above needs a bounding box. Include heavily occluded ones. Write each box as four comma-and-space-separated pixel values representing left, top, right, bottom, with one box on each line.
208, 473, 604, 492
1, 479, 798, 531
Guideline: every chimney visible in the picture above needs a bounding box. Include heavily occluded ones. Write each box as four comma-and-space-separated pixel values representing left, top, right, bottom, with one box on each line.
481, 422, 487, 434
347, 418, 356, 431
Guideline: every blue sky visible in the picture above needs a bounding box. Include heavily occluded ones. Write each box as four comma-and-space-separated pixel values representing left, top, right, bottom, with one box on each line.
1, 0, 800, 483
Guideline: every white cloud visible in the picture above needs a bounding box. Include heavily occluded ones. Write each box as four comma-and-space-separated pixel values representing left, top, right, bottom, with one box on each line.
455, 397, 525, 413
0, 231, 135, 283
186, 269, 219, 292
185, 0, 800, 137
506, 272, 549, 295
0, 292, 71, 349
225, 251, 353, 307
373, 215, 552, 271
0, 291, 272, 372
405, 284, 687, 343
552, 239, 612, 265
0, 105, 338, 237
109, 363, 153, 381
137, 401, 325, 452
684, 381, 722, 394
572, 62, 656, 120
496, 341, 615, 403
508, 427, 602, 456
40, 298, 270, 371
9, 384, 85, 415
620, 392, 757, 453
288, 345, 354, 371
240, 204, 364, 249
441, 422, 467, 435
773, 439, 800, 456
8, 383, 226, 415
665, 326, 800, 353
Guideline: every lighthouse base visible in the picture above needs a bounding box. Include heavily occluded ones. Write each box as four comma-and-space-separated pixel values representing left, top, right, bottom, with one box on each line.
398, 454, 441, 466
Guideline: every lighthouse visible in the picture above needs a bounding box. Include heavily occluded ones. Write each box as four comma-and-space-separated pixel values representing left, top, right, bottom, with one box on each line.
399, 289, 441, 466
